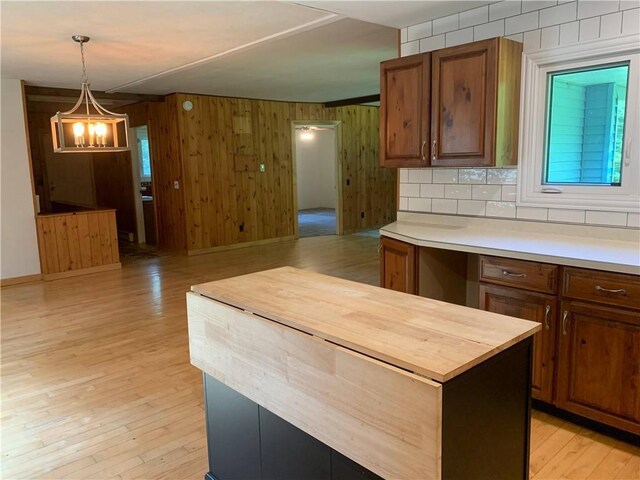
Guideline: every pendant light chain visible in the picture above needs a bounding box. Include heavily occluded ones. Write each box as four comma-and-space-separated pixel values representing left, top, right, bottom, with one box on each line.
79, 40, 89, 84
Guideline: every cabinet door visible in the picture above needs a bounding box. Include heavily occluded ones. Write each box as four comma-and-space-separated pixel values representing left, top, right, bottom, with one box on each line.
379, 54, 430, 168
431, 39, 497, 167
380, 236, 417, 294
479, 284, 556, 403
556, 301, 640, 434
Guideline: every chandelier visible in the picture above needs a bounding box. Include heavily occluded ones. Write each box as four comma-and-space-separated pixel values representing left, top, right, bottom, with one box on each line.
50, 35, 130, 153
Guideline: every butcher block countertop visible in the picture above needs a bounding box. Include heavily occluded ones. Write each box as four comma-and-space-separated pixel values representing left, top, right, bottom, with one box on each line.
191, 266, 540, 383
381, 212, 640, 275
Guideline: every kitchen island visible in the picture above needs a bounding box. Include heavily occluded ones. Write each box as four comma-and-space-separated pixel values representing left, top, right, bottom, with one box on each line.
187, 267, 540, 479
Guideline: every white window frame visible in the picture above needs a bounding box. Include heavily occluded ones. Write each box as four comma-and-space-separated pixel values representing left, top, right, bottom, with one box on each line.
517, 34, 640, 212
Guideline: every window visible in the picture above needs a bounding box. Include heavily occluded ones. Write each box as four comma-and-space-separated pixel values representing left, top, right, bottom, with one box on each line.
136, 125, 151, 181
518, 35, 639, 212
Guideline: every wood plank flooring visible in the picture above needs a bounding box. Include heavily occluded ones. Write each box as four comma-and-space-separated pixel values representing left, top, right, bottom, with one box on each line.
1, 234, 638, 479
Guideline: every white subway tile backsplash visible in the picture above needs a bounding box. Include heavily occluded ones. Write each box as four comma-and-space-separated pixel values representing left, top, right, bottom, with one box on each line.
585, 210, 628, 226
433, 169, 459, 184
506, 32, 525, 41
501, 185, 517, 201
523, 29, 542, 50
421, 183, 446, 198
433, 13, 460, 34
580, 16, 601, 39
399, 183, 420, 197
460, 5, 490, 27
523, 1, 558, 13
445, 184, 472, 199
487, 169, 517, 184
474, 19, 506, 40
627, 212, 640, 227
600, 11, 623, 36
506, 11, 540, 34
401, 41, 420, 56
540, 1, 577, 27
559, 20, 580, 43
622, 8, 640, 33
459, 168, 487, 184
432, 198, 458, 214
486, 201, 517, 218
408, 169, 432, 183
620, 0, 640, 9
446, 27, 474, 47
541, 25, 561, 46
408, 197, 432, 212
490, 1, 522, 21
399, 197, 409, 211
401, 28, 408, 43
472, 184, 502, 200
408, 20, 432, 41
399, 169, 409, 183
517, 206, 549, 220
578, 0, 620, 19
458, 200, 487, 216
420, 35, 446, 52
547, 208, 586, 223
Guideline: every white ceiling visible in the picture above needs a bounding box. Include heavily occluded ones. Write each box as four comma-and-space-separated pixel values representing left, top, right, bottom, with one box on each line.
0, 1, 488, 103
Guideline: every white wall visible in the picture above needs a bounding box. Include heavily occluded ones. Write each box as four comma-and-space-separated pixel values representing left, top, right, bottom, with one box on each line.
295, 128, 337, 210
1, 79, 41, 279
398, 0, 640, 229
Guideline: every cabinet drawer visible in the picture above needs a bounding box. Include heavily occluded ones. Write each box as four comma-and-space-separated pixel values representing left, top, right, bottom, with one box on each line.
479, 256, 557, 294
562, 268, 640, 310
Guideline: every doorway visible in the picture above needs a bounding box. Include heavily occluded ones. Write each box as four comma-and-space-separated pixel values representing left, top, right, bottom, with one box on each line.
293, 122, 341, 238
129, 125, 157, 248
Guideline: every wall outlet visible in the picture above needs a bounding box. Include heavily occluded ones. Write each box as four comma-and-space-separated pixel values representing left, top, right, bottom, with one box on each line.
173, 180, 180, 189
259, 163, 266, 173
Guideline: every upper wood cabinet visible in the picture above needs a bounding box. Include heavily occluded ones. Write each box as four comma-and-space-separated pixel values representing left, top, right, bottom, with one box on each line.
380, 37, 522, 168
379, 55, 430, 168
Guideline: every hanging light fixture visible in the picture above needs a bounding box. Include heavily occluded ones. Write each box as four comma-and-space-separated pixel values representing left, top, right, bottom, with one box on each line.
50, 35, 130, 153
299, 126, 314, 141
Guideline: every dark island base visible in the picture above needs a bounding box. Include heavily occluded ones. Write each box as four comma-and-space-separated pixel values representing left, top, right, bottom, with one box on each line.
202, 337, 532, 480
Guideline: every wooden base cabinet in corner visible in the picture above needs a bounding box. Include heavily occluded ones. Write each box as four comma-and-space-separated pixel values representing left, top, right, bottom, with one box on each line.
379, 236, 417, 294
556, 301, 640, 434
479, 284, 557, 404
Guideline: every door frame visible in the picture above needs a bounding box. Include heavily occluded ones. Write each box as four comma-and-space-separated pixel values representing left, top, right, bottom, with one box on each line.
291, 120, 343, 238
128, 127, 145, 244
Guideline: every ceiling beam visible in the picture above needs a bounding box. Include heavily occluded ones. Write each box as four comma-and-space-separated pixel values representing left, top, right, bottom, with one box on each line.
324, 94, 380, 108
24, 86, 164, 103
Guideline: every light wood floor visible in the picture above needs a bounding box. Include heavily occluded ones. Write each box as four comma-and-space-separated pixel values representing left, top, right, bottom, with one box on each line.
1, 234, 638, 480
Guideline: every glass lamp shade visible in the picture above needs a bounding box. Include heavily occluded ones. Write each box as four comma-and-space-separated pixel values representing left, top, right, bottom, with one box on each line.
50, 112, 130, 153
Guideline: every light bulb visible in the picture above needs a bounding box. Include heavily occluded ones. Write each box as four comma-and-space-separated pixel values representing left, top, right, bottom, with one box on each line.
300, 128, 314, 141
88, 123, 96, 146
73, 122, 85, 147
94, 122, 107, 146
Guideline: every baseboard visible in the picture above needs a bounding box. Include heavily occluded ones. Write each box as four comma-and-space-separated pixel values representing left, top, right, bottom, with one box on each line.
0, 273, 42, 287
188, 236, 295, 256
42, 263, 121, 281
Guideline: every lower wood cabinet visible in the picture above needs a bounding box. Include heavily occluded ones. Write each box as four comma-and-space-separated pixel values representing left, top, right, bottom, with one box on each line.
479, 284, 557, 404
379, 236, 417, 294
556, 300, 640, 434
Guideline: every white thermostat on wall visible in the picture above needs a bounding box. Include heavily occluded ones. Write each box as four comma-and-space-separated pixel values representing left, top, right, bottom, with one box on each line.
182, 100, 193, 111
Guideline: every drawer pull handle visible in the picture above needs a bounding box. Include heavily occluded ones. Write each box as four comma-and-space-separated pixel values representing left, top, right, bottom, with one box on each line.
502, 270, 526, 278
562, 310, 568, 335
595, 285, 626, 294
432, 139, 437, 161
544, 305, 550, 330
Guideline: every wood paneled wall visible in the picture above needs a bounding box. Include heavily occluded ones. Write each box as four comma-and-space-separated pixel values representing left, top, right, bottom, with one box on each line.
173, 93, 396, 253
35, 209, 120, 279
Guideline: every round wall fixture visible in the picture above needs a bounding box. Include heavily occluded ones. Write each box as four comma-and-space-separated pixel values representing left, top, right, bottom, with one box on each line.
182, 100, 193, 111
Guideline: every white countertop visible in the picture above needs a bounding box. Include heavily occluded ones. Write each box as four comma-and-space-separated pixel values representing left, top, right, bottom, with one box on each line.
380, 213, 640, 275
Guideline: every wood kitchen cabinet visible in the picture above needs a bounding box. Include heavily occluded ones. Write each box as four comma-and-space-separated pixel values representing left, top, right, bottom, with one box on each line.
479, 284, 557, 404
379, 236, 417, 294
379, 54, 430, 167
379, 37, 522, 168
556, 301, 640, 434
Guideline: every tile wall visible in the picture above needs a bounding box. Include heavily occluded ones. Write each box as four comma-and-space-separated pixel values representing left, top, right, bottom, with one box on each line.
398, 0, 640, 228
